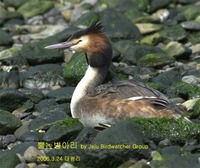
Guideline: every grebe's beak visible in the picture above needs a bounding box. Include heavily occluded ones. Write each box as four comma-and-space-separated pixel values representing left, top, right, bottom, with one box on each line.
45, 41, 73, 50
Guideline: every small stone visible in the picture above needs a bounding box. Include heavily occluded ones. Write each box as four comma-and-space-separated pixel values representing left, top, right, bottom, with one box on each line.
181, 21, 200, 30
0, 29, 13, 45
136, 23, 163, 35
24, 146, 46, 163
60, 162, 77, 168
15, 163, 29, 168
158, 139, 171, 147
27, 163, 38, 168
182, 75, 199, 84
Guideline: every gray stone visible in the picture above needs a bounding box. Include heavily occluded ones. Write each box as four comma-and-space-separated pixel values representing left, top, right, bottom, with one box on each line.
19, 88, 45, 104
0, 88, 28, 111
136, 23, 163, 35
0, 47, 20, 60
158, 139, 171, 147
24, 146, 46, 162
10, 142, 38, 155
0, 69, 20, 89
149, 0, 171, 12
0, 134, 16, 148
101, 8, 141, 40
29, 105, 69, 130
43, 118, 83, 142
0, 110, 21, 134
15, 163, 29, 168
152, 68, 182, 88
20, 64, 64, 89
20, 37, 64, 65
34, 99, 58, 113
182, 75, 199, 84
46, 87, 75, 103
181, 21, 200, 30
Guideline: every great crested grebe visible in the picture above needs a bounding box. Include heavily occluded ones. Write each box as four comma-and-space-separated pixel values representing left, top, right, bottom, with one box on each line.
45, 21, 185, 129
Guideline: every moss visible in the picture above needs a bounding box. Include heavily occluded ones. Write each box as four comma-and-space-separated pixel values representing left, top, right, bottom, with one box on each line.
138, 53, 174, 67
131, 117, 200, 144
147, 82, 165, 93
60, 118, 80, 127
166, 82, 200, 99
63, 52, 87, 86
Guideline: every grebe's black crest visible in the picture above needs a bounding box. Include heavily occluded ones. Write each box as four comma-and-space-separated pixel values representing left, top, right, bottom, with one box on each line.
71, 21, 104, 39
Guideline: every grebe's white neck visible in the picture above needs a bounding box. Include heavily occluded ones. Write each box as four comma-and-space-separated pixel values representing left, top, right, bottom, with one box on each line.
70, 65, 107, 118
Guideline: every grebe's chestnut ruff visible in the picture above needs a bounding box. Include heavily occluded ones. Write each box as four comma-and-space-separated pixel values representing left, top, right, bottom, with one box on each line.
45, 22, 185, 129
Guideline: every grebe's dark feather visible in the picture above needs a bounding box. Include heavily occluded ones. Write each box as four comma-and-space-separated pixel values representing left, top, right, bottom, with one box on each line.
71, 21, 104, 40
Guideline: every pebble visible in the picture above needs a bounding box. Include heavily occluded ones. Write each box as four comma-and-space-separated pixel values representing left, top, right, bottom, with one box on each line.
24, 146, 46, 163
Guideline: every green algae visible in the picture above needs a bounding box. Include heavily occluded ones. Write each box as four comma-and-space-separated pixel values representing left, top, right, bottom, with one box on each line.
131, 117, 200, 144
166, 82, 200, 99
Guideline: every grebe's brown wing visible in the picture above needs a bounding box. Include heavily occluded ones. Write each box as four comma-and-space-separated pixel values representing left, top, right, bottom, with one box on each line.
88, 80, 169, 102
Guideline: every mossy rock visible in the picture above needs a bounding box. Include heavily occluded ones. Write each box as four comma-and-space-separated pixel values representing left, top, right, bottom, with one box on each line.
140, 32, 163, 46
188, 31, 200, 44
188, 99, 200, 118
138, 53, 174, 67
132, 117, 200, 144
17, 0, 54, 18
63, 52, 87, 86
147, 82, 165, 93
180, 5, 200, 21
166, 82, 200, 99
161, 24, 187, 41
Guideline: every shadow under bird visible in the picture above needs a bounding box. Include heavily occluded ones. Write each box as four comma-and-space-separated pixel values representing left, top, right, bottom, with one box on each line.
45, 21, 186, 129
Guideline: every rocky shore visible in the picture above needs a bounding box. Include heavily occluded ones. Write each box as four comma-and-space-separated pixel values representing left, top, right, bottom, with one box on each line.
0, 0, 200, 168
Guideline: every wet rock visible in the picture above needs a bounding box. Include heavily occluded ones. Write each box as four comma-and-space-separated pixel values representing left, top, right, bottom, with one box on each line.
20, 37, 64, 65
152, 68, 182, 88
74, 127, 98, 144
48, 119, 150, 168
20, 64, 64, 89
181, 21, 200, 30
149, 0, 171, 12
0, 6, 22, 25
0, 134, 16, 148
189, 43, 200, 53
121, 45, 173, 66
24, 146, 46, 162
0, 151, 21, 168
0, 68, 20, 89
29, 104, 69, 130
43, 118, 83, 142
121, 66, 157, 81
166, 82, 200, 99
163, 41, 192, 59
3, 0, 27, 8
19, 88, 45, 104
135, 23, 163, 35
0, 88, 29, 111
0, 29, 13, 45
17, 0, 54, 18
34, 99, 58, 112
46, 87, 75, 103
12, 101, 34, 118
140, 32, 163, 46
101, 8, 141, 40
0, 110, 22, 134
161, 24, 187, 41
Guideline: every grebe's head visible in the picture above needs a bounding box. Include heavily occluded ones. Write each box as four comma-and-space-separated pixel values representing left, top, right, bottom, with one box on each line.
45, 21, 112, 67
